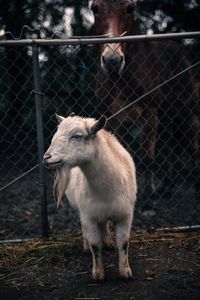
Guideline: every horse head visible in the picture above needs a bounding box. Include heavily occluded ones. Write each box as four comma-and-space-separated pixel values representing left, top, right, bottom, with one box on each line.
91, 0, 135, 74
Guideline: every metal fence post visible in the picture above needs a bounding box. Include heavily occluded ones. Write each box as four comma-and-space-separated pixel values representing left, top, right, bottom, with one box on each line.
32, 45, 48, 237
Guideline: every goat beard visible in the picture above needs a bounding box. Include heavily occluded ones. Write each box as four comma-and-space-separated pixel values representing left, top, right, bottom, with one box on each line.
54, 166, 70, 208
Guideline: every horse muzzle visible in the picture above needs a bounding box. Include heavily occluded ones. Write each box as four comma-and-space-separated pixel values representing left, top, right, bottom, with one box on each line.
101, 51, 125, 74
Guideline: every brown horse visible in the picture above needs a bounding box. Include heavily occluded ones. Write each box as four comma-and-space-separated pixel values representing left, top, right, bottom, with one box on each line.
91, 0, 200, 196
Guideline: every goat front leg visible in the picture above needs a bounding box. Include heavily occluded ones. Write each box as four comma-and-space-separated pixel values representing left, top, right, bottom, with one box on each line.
82, 221, 104, 281
115, 218, 133, 279
90, 243, 104, 281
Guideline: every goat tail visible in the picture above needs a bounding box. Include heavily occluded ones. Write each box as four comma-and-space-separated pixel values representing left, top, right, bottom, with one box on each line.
53, 167, 70, 208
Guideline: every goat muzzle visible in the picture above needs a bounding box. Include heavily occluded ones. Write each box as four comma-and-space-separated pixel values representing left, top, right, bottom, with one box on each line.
43, 152, 62, 169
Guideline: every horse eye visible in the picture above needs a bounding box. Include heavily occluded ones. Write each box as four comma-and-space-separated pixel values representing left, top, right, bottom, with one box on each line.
127, 4, 134, 14
91, 4, 99, 14
70, 134, 83, 141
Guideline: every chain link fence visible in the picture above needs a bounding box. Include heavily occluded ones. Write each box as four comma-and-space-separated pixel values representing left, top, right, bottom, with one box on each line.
0, 33, 200, 240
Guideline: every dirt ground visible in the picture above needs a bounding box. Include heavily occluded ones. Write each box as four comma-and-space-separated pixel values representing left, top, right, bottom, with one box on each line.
0, 230, 200, 300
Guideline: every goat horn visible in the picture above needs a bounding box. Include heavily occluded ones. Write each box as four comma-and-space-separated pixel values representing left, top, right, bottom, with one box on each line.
69, 112, 76, 117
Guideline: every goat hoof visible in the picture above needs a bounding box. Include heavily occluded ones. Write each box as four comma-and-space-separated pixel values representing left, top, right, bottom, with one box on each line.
92, 277, 105, 284
92, 271, 105, 283
120, 267, 133, 281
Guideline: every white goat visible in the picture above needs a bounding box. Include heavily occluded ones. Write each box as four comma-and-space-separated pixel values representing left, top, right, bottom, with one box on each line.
43, 113, 137, 281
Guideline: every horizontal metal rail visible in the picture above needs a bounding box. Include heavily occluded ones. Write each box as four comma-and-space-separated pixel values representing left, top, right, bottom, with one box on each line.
0, 31, 200, 47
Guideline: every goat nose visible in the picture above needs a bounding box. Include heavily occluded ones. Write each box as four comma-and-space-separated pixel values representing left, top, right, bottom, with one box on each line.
44, 152, 51, 159
43, 152, 51, 164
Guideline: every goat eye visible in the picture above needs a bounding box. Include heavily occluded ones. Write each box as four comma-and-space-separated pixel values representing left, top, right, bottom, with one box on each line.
127, 4, 134, 14
70, 134, 83, 141
91, 4, 99, 14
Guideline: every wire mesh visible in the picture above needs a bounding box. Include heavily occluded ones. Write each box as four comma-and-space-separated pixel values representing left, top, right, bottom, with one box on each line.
0, 36, 200, 240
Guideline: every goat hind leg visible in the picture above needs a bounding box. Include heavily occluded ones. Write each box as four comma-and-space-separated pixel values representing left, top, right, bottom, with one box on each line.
100, 222, 115, 250
83, 237, 89, 252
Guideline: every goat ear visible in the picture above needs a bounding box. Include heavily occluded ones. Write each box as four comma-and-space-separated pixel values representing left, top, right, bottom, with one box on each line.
90, 115, 107, 135
55, 113, 64, 124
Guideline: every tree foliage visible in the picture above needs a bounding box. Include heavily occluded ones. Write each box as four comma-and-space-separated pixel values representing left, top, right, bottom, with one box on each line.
136, 0, 200, 34
0, 1, 199, 38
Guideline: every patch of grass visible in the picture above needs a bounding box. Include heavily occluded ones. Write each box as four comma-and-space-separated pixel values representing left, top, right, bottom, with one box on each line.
0, 234, 84, 270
